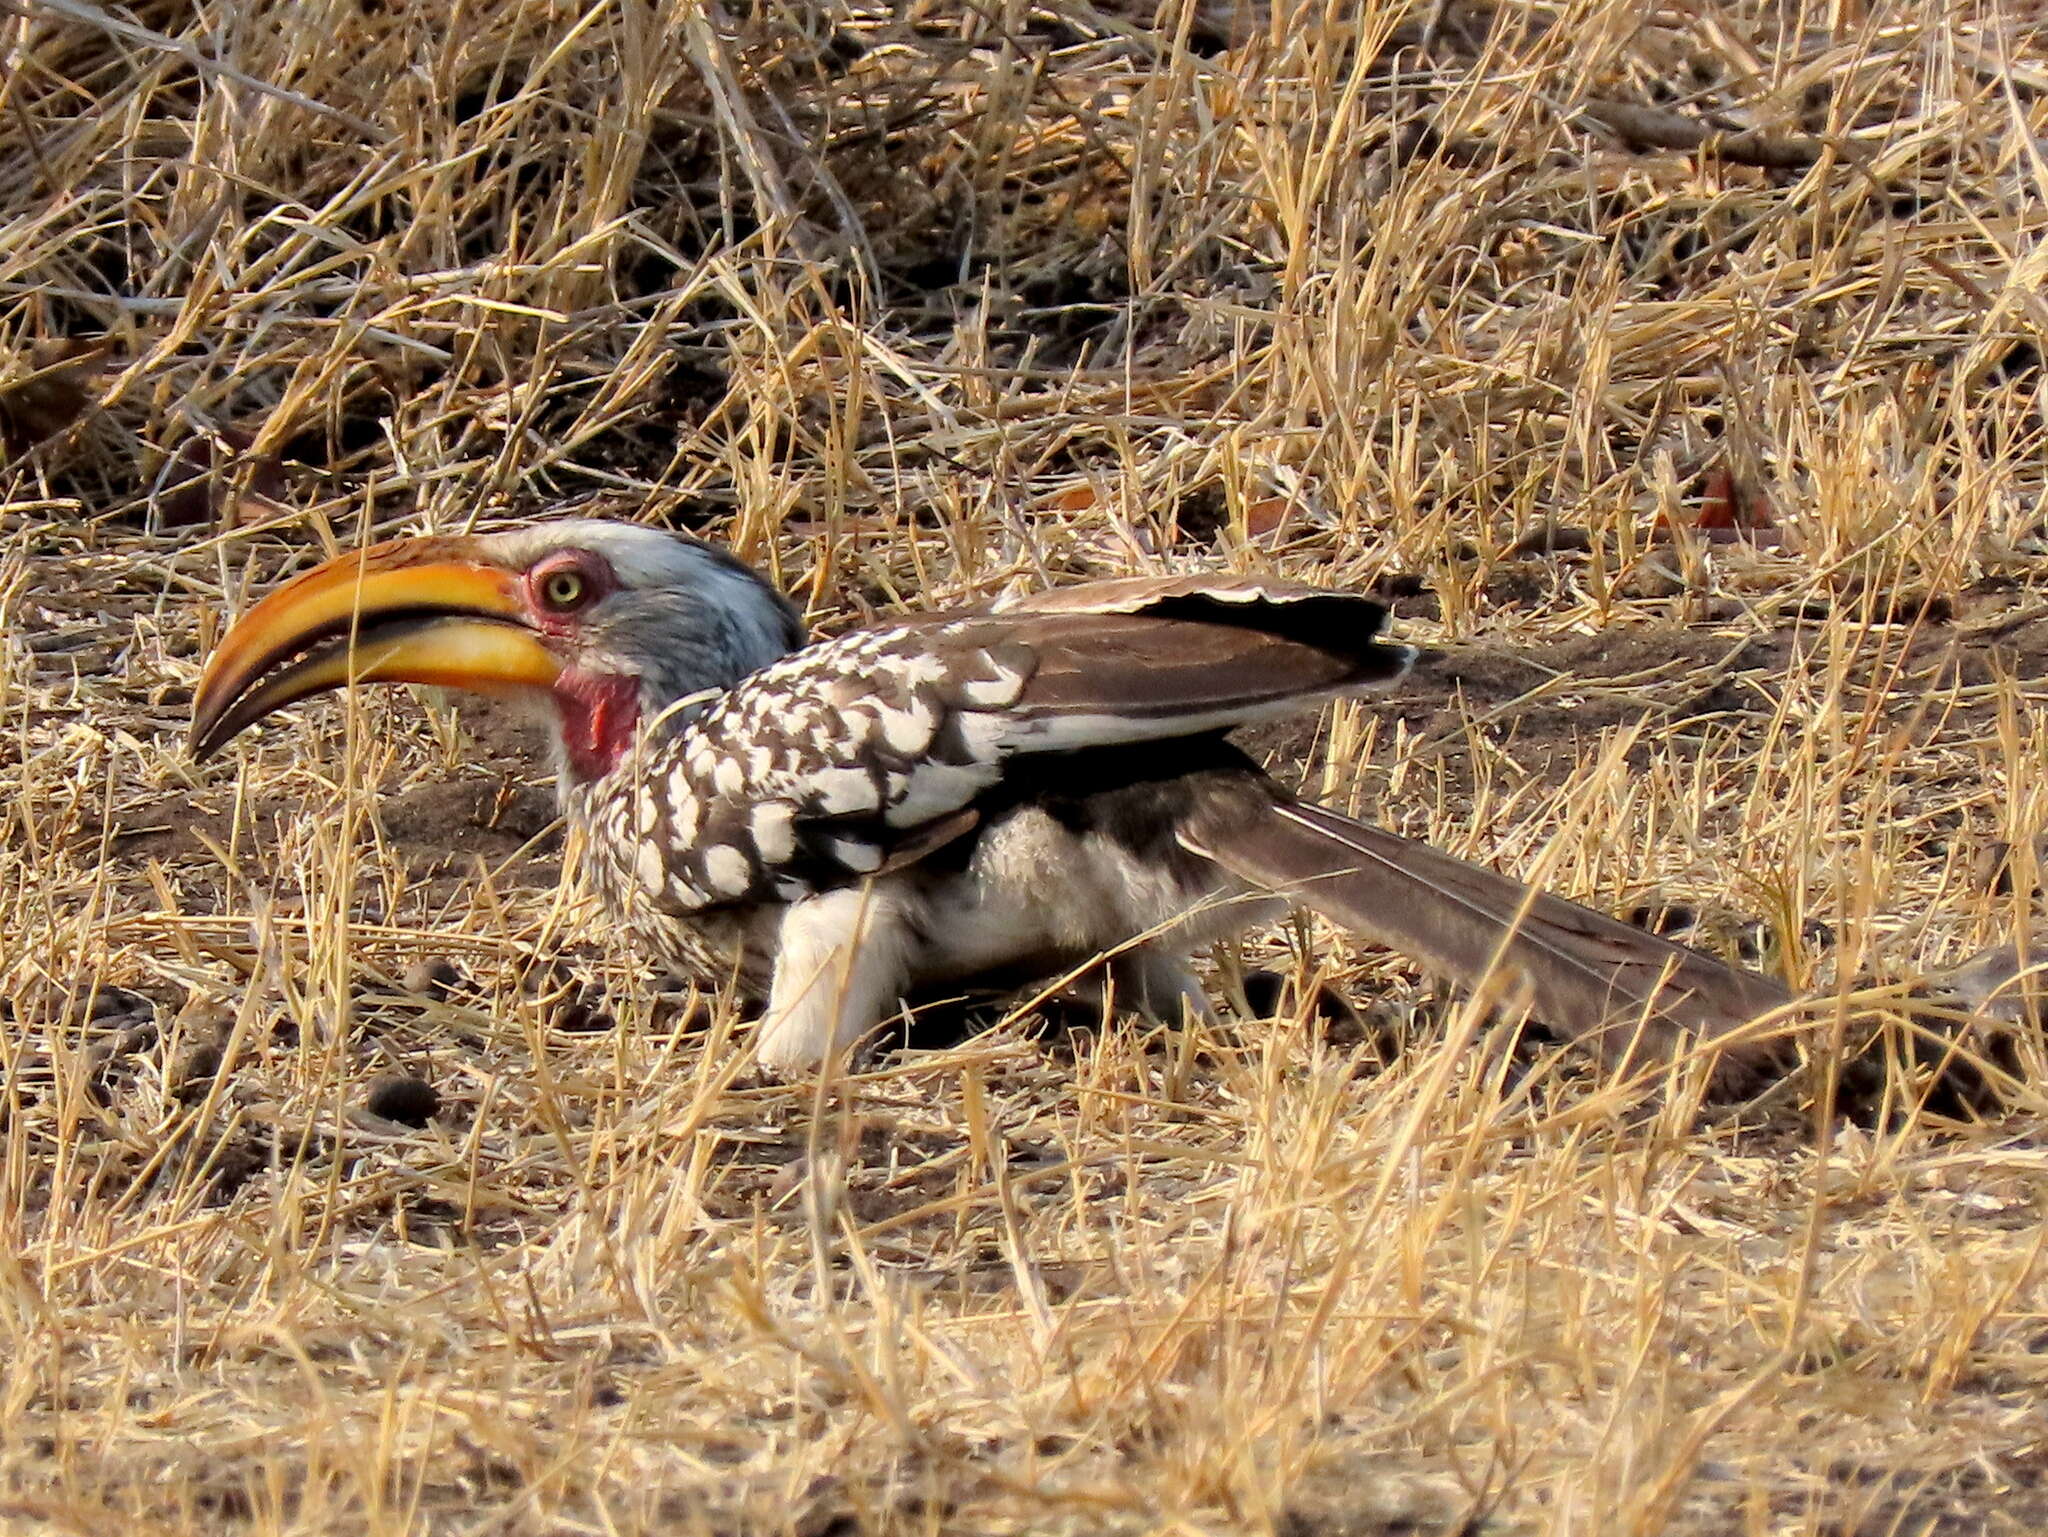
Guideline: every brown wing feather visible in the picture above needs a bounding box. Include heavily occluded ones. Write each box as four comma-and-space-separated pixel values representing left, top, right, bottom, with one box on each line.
904, 575, 1412, 739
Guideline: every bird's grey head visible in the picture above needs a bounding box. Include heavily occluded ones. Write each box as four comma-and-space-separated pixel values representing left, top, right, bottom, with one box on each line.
188, 518, 806, 785
478, 520, 805, 706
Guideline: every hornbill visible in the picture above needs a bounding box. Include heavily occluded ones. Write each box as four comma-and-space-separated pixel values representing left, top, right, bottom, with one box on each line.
190, 521, 1792, 1078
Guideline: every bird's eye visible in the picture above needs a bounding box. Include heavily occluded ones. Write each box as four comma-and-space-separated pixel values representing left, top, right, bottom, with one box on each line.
540, 568, 589, 611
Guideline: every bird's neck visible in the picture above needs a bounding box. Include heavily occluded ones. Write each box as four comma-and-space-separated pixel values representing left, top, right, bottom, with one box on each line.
548, 586, 806, 784
548, 634, 796, 784
551, 668, 643, 782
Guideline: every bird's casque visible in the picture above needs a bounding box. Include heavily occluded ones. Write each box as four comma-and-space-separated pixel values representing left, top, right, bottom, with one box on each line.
191, 519, 1793, 1078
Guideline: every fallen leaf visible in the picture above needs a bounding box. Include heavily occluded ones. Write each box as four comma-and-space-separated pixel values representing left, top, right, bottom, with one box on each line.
1695, 466, 1738, 529
1655, 463, 1782, 544
0, 340, 106, 456
1243, 496, 1291, 539
155, 427, 285, 528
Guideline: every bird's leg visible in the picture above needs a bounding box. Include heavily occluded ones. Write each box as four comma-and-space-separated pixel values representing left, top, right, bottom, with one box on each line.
752, 884, 917, 1072
1108, 945, 1216, 1026
1041, 945, 1217, 1032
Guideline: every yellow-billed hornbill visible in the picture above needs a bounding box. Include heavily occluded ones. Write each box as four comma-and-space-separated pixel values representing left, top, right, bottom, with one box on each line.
190, 521, 1791, 1077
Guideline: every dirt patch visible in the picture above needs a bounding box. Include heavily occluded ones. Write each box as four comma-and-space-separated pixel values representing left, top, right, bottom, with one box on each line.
375, 777, 561, 865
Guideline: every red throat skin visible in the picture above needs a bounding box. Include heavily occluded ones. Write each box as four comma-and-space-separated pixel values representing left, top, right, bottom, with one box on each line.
550, 669, 642, 781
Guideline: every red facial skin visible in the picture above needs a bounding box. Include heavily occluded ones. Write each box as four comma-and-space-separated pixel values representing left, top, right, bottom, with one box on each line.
551, 668, 641, 781
518, 550, 642, 781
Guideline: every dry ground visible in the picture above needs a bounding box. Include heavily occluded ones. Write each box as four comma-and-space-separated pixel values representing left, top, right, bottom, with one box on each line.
5, 0, 2048, 1532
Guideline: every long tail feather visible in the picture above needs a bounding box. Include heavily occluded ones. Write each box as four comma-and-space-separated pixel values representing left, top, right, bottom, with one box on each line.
1182, 797, 1795, 1075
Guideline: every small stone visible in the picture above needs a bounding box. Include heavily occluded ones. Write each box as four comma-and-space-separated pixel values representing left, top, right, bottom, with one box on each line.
1977, 840, 2017, 896
767, 1157, 808, 1204
517, 957, 575, 997
1857, 586, 1953, 626
1616, 561, 1687, 601
650, 979, 709, 1033
366, 1073, 439, 1127
88, 986, 152, 1022
1973, 839, 2046, 899
181, 1004, 236, 1036
401, 958, 464, 1000
172, 1043, 225, 1103
207, 1139, 268, 1202
1510, 522, 1594, 558
552, 985, 615, 1034
86, 1020, 160, 1103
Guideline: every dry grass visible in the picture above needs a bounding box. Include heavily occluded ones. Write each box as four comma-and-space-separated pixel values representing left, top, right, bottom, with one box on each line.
5, 0, 2048, 1531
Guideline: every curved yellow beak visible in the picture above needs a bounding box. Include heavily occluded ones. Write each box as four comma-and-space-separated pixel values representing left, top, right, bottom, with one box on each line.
190, 536, 561, 761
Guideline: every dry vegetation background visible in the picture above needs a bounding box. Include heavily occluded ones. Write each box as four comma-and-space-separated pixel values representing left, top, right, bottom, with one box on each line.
4, 0, 2048, 1531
